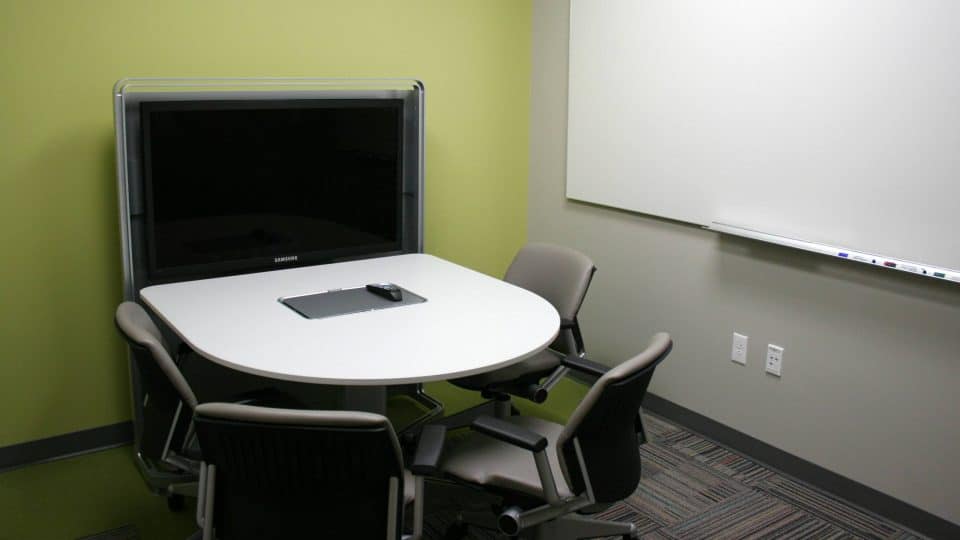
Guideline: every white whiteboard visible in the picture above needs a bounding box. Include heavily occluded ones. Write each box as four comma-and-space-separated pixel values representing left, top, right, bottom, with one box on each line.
568, 0, 960, 271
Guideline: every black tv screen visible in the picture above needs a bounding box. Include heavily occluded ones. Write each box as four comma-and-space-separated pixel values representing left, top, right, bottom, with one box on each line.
140, 98, 404, 280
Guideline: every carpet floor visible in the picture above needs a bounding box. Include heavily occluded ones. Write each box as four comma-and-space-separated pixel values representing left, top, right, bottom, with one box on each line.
423, 411, 926, 540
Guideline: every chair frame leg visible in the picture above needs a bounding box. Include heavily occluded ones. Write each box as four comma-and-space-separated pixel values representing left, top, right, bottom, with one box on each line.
200, 465, 216, 540
413, 476, 425, 540
428, 399, 502, 431
397, 386, 445, 436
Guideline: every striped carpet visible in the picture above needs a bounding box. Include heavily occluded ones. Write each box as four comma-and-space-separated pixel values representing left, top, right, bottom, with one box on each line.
423, 412, 925, 539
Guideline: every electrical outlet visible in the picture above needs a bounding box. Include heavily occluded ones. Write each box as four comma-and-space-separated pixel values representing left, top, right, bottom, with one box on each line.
766, 344, 784, 376
731, 333, 748, 365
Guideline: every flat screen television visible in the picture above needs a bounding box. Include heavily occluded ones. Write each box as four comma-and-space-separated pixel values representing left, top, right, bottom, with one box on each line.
140, 98, 405, 280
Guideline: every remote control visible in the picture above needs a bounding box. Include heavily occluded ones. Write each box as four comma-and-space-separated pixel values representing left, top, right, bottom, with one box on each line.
366, 282, 403, 302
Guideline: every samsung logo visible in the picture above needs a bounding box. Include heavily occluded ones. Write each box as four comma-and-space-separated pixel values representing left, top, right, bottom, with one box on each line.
274, 255, 298, 264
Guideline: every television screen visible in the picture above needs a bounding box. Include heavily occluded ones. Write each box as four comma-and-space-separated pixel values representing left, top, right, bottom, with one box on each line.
140, 98, 404, 280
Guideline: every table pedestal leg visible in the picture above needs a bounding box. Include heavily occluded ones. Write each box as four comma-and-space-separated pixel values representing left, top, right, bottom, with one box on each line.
340, 386, 387, 415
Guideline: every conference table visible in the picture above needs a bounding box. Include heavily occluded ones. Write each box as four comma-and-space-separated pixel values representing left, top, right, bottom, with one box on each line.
139, 253, 560, 416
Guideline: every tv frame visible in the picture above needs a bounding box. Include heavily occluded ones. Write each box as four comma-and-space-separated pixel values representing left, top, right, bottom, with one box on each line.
113, 78, 424, 298
139, 97, 406, 281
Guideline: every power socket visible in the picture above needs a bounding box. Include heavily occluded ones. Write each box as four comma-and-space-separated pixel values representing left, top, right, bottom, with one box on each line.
765, 344, 784, 376
731, 333, 748, 365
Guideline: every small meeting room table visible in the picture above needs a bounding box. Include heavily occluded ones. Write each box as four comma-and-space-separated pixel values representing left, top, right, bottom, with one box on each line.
139, 253, 560, 423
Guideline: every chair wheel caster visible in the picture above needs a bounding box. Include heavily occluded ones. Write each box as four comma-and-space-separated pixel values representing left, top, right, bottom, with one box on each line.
167, 494, 185, 512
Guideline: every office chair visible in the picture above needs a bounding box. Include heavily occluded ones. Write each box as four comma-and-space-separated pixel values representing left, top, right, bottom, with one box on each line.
116, 301, 304, 510
444, 243, 596, 425
115, 301, 203, 510
437, 333, 672, 539
191, 403, 446, 540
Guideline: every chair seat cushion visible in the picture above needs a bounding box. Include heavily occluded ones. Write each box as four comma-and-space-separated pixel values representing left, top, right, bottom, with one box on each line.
439, 416, 573, 501
452, 349, 563, 391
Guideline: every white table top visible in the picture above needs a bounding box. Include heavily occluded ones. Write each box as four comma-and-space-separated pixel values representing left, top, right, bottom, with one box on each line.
140, 254, 560, 385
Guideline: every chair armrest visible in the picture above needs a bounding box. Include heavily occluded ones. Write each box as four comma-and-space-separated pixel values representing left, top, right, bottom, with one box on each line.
560, 354, 608, 379
410, 425, 447, 476
471, 416, 547, 452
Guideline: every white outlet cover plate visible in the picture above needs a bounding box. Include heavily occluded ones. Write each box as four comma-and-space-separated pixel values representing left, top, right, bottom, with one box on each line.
731, 333, 748, 365
766, 344, 784, 376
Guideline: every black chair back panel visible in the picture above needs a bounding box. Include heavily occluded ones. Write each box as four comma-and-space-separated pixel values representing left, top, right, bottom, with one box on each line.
195, 418, 404, 540
561, 342, 671, 503
550, 329, 573, 357
128, 344, 183, 461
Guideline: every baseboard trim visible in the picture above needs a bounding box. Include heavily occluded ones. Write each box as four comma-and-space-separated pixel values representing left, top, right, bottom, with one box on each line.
0, 421, 133, 473
3, 396, 957, 538
642, 393, 959, 540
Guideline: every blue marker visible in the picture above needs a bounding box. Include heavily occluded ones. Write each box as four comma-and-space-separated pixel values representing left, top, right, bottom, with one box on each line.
838, 252, 849, 258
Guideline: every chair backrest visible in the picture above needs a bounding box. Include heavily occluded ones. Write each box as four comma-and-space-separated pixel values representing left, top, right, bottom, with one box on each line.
193, 403, 407, 540
115, 301, 198, 461
556, 333, 672, 503
504, 243, 596, 354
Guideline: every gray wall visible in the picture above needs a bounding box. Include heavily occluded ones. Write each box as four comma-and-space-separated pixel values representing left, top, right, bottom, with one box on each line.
529, 0, 960, 524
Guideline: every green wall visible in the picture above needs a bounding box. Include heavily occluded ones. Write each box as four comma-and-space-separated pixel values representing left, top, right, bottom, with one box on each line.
0, 0, 531, 447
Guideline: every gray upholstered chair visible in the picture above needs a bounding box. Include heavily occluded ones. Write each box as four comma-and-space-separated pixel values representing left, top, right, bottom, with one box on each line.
437, 333, 672, 539
444, 243, 596, 424
192, 403, 445, 540
115, 301, 202, 509
116, 301, 305, 511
